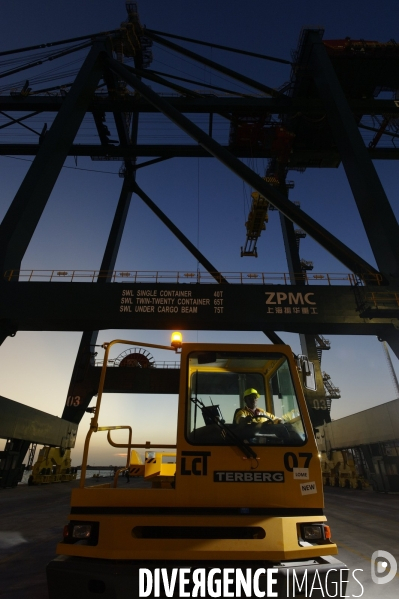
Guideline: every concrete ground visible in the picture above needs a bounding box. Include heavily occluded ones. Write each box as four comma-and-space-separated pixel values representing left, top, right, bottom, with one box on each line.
322, 485, 399, 599
0, 477, 107, 598
0, 480, 398, 598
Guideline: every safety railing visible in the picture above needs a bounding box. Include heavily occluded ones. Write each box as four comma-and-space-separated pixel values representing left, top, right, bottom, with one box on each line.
3, 269, 384, 286
94, 359, 179, 368
365, 291, 399, 307
80, 425, 133, 489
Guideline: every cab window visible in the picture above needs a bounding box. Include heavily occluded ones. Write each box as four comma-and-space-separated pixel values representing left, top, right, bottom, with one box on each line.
186, 351, 306, 446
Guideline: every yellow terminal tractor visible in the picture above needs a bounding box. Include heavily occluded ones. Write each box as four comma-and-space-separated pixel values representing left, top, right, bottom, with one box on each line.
47, 335, 347, 598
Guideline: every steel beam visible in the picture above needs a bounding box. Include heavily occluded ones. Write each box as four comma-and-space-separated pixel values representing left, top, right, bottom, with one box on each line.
145, 30, 283, 98
306, 30, 399, 279
61, 175, 230, 422
59, 366, 181, 424
133, 182, 282, 343
132, 182, 228, 284
0, 143, 267, 158
62, 60, 138, 423
280, 214, 327, 403
128, 66, 203, 97
0, 143, 398, 162
1, 281, 398, 337
145, 28, 292, 65
280, 217, 304, 284
62, 175, 135, 421
0, 110, 42, 132
0, 395, 77, 448
107, 56, 379, 278
0, 96, 398, 115
278, 163, 330, 425
0, 42, 106, 275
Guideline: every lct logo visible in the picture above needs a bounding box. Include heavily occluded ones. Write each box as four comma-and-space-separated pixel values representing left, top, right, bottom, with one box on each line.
180, 451, 211, 476
371, 550, 397, 585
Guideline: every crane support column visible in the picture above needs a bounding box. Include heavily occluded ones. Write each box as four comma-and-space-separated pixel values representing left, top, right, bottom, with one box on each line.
0, 43, 106, 275
63, 58, 138, 423
279, 189, 329, 426
306, 30, 399, 279
0, 42, 107, 346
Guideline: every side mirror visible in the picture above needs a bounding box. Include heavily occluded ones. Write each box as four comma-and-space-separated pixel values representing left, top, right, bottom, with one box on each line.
197, 352, 217, 364
296, 355, 317, 391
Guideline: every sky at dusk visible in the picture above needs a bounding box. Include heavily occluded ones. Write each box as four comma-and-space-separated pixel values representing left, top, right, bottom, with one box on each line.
1, 0, 399, 465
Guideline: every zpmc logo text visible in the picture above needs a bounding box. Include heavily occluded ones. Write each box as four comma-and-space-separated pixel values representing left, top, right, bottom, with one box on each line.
265, 292, 316, 305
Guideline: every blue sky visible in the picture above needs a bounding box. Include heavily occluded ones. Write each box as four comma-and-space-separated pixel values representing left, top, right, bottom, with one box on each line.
1, 0, 399, 465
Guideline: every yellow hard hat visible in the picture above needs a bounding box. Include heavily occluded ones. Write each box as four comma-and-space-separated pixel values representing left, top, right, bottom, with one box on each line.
244, 388, 259, 398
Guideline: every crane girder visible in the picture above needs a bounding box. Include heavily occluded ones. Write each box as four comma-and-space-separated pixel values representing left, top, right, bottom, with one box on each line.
1, 280, 398, 338
1, 23, 399, 435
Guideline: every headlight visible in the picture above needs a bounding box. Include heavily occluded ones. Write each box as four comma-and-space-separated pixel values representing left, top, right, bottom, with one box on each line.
303, 525, 323, 540
72, 524, 92, 539
63, 521, 99, 545
301, 523, 331, 542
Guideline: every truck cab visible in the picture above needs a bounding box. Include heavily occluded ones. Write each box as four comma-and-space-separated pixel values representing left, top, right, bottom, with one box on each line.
47, 340, 347, 598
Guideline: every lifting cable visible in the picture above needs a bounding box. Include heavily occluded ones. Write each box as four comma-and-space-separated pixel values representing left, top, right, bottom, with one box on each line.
0, 41, 92, 81
0, 30, 120, 59
0, 67, 80, 94
197, 157, 200, 275
153, 42, 267, 97
0, 60, 84, 93
146, 31, 282, 98
0, 47, 74, 68
1, 155, 172, 176
145, 28, 292, 66
141, 68, 254, 97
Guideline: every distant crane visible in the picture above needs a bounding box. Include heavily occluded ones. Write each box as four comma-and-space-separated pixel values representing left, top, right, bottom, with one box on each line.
381, 340, 399, 397
240, 190, 269, 257
322, 372, 341, 412
240, 172, 294, 257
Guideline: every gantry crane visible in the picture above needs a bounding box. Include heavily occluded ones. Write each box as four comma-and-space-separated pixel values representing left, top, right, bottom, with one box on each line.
1, 5, 399, 478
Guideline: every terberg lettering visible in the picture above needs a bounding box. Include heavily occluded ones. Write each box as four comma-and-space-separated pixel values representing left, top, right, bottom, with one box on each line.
265, 292, 316, 305
214, 471, 284, 483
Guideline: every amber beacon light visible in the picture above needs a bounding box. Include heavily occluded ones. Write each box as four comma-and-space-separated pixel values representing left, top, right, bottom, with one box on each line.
171, 331, 183, 349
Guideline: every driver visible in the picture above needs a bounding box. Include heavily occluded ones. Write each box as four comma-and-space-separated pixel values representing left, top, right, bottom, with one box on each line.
234, 388, 281, 425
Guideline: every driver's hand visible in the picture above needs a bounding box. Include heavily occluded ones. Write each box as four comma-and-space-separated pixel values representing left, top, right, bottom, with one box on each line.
273, 418, 282, 424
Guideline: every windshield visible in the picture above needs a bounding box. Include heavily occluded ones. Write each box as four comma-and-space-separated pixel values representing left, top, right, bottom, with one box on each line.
186, 351, 306, 446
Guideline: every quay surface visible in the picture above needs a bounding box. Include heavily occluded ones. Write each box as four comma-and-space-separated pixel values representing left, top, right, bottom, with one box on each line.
1, 481, 398, 598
